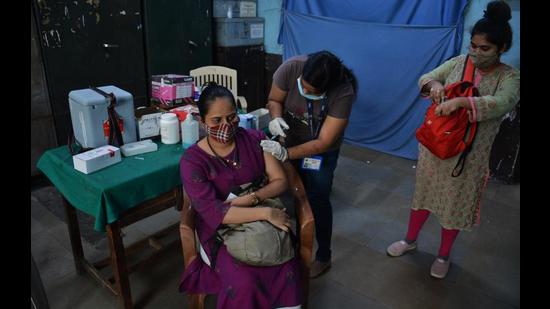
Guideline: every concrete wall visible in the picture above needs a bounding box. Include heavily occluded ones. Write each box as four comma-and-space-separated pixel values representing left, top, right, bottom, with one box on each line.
258, 0, 283, 55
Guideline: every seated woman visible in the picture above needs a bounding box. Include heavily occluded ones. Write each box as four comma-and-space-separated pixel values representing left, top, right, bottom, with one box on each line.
179, 84, 302, 309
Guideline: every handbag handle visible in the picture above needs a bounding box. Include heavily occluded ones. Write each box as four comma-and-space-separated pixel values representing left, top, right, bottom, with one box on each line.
451, 56, 478, 178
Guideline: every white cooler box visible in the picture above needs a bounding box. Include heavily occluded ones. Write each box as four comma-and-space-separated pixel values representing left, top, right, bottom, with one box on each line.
68, 86, 137, 148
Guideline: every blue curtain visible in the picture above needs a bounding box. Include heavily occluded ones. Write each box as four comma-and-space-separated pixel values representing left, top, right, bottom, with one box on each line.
282, 0, 467, 25
278, 0, 468, 159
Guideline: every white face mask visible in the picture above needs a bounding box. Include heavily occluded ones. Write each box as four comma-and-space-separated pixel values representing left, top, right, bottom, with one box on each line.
297, 77, 326, 100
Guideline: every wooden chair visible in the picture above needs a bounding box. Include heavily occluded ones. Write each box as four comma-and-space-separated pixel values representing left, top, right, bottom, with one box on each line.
190, 65, 249, 112
179, 162, 315, 308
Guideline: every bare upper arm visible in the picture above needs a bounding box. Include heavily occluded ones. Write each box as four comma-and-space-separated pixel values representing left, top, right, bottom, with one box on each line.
317, 115, 349, 148
268, 83, 287, 104
263, 150, 287, 185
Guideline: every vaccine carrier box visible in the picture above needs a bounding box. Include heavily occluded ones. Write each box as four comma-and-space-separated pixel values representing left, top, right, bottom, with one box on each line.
73, 145, 121, 174
248, 108, 270, 130
68, 86, 137, 148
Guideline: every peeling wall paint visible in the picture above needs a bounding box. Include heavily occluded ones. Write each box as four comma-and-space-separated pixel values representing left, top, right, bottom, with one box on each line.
36, 0, 108, 48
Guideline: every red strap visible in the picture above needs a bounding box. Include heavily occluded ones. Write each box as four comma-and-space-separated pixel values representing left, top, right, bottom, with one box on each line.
463, 56, 475, 83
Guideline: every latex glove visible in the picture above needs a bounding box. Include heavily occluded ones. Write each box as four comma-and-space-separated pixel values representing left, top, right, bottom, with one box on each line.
268, 117, 289, 137
260, 140, 289, 162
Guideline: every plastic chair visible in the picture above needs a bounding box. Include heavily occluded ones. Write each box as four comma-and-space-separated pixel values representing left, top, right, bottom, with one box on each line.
190, 65, 249, 112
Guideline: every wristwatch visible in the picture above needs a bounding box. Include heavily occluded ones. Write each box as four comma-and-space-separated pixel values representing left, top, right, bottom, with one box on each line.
249, 192, 260, 206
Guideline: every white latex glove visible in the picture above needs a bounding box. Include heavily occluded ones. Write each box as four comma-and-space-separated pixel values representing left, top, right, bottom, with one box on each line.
260, 140, 289, 162
268, 117, 289, 138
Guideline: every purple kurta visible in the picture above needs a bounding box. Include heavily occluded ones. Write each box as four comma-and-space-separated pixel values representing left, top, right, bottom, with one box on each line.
179, 128, 302, 309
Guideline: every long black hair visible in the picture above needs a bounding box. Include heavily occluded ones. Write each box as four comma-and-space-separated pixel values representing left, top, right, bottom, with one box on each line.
471, 0, 513, 52
197, 82, 237, 118
302, 50, 357, 95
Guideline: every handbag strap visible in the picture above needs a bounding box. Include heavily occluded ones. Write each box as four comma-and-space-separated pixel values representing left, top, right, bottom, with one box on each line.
451, 122, 477, 177
451, 55, 478, 177
461, 55, 476, 83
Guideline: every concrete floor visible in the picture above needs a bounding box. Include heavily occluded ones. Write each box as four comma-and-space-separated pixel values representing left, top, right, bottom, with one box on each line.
31, 143, 520, 309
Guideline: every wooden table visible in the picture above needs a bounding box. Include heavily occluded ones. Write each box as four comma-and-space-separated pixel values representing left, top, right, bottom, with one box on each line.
37, 142, 185, 308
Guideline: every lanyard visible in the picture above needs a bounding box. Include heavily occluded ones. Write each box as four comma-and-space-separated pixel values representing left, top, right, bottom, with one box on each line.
307, 98, 329, 139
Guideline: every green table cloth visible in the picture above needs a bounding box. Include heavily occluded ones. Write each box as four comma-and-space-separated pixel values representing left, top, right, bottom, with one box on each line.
37, 142, 185, 232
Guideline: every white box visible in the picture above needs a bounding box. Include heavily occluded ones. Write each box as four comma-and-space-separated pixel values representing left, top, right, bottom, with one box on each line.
73, 145, 122, 174
248, 108, 271, 130
213, 1, 257, 18
238, 114, 256, 129
120, 140, 158, 157
135, 107, 163, 140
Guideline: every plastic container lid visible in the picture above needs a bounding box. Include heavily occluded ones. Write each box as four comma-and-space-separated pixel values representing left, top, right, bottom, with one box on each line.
161, 113, 178, 121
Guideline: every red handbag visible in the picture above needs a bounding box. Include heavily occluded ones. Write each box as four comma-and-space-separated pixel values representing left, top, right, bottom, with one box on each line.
415, 55, 479, 177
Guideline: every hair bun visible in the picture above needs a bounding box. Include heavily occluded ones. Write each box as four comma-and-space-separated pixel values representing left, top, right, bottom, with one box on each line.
483, 1, 512, 23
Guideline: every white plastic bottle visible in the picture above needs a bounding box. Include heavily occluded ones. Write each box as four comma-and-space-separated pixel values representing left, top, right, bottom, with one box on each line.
160, 113, 180, 144
181, 113, 199, 148
227, 5, 233, 18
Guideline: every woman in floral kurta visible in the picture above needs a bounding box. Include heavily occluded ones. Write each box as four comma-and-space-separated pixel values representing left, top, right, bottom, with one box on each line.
179, 84, 302, 308
387, 0, 519, 279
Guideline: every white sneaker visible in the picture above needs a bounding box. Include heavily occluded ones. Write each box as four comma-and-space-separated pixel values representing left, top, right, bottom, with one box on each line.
430, 258, 450, 279
386, 240, 417, 257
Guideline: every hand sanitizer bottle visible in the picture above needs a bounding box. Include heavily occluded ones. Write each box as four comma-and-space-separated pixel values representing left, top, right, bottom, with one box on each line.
181, 113, 199, 148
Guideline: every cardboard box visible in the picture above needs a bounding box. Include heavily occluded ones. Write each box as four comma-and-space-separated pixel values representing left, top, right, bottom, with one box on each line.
73, 145, 121, 174
213, 1, 257, 18
151, 74, 194, 107
135, 106, 163, 140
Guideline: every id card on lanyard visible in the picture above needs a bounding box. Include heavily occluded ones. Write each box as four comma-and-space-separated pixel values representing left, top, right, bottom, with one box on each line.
301, 156, 323, 171
302, 98, 329, 172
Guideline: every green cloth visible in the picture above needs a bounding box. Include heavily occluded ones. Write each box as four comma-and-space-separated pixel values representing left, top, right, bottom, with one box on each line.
37, 142, 185, 232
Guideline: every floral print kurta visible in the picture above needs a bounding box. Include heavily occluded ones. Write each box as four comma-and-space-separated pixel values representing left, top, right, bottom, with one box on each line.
413, 54, 520, 230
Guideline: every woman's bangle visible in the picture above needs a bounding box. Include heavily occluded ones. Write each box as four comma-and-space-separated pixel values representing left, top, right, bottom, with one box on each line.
249, 192, 260, 206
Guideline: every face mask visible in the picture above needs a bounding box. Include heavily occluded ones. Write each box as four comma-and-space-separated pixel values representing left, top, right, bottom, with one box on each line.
468, 51, 500, 69
297, 77, 326, 100
206, 120, 238, 144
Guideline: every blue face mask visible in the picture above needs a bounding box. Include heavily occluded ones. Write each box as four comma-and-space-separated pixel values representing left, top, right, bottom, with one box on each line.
297, 77, 326, 100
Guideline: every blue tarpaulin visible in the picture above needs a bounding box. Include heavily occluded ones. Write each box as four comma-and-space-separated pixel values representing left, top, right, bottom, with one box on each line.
278, 0, 468, 159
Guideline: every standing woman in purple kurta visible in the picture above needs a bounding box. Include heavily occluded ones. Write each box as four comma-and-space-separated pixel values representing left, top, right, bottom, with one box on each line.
179, 84, 302, 309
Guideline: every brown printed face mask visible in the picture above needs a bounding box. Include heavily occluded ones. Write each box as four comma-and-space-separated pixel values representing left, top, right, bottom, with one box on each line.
206, 120, 238, 144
